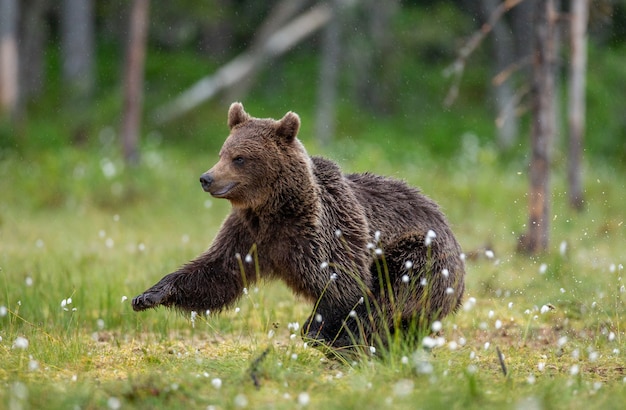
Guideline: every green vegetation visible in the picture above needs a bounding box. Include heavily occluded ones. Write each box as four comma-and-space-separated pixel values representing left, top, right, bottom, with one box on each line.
2, 5, 626, 408
1, 139, 625, 408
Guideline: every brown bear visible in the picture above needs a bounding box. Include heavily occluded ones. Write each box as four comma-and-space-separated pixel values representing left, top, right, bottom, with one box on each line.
132, 102, 465, 353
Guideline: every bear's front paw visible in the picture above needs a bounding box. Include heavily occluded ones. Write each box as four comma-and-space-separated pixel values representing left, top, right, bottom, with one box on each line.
132, 290, 167, 311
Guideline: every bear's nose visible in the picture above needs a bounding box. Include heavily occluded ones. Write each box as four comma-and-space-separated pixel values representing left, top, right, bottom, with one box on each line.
199, 173, 213, 192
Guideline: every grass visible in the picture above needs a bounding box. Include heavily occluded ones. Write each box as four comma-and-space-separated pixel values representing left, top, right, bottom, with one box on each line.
1, 139, 625, 409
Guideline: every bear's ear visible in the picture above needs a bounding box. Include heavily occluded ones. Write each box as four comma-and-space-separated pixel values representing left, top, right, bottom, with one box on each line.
275, 111, 301, 143
228, 102, 250, 130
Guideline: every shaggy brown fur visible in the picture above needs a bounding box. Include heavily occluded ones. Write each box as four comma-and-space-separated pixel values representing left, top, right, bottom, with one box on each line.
132, 103, 465, 351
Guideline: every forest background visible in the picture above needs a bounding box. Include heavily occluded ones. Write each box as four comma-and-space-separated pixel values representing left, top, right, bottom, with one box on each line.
1, 0, 626, 409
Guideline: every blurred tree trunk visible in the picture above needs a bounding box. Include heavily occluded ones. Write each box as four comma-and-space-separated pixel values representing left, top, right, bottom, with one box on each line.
315, 0, 342, 145
348, 0, 399, 114
480, 0, 519, 149
518, 0, 558, 255
61, 0, 95, 143
0, 0, 19, 119
121, 0, 150, 165
567, 0, 589, 211
61, 0, 95, 100
19, 0, 48, 100
511, 0, 536, 73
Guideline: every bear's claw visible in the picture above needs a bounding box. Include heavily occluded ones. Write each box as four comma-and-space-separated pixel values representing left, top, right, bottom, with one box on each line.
132, 291, 165, 311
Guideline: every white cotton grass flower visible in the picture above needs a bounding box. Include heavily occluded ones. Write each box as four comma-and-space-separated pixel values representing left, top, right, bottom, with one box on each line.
25, 276, 33, 287
315, 313, 323, 323
330, 272, 338, 281
416, 359, 434, 375
495, 320, 502, 330
28, 359, 39, 371
100, 158, 117, 179
211, 378, 222, 389
288, 322, 300, 333
560, 241, 568, 256
374, 231, 381, 242
0, 305, 7, 317
320, 261, 329, 269
424, 230, 436, 246
401, 275, 410, 284
539, 263, 548, 274
570, 364, 580, 376
557, 336, 568, 347
431, 321, 442, 332
446, 287, 454, 295
349, 310, 357, 318
540, 304, 553, 314
12, 336, 29, 350
245, 254, 253, 264
463, 297, 477, 311
121, 296, 128, 303
61, 297, 75, 311
297, 392, 310, 406
190, 311, 198, 328
369, 346, 376, 354
422, 336, 445, 349
404, 260, 413, 269
441, 268, 449, 278
234, 393, 248, 408
393, 379, 415, 397
107, 396, 122, 410
335, 229, 342, 238
374, 248, 383, 256
485, 249, 495, 259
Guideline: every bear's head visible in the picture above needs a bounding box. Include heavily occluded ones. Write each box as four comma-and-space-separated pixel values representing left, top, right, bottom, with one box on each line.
200, 102, 311, 209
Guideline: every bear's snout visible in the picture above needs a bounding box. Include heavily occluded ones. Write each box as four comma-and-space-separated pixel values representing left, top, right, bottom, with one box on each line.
200, 173, 214, 192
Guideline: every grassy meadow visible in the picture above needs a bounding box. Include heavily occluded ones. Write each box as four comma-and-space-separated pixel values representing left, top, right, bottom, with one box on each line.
1, 12, 626, 406
1, 136, 625, 409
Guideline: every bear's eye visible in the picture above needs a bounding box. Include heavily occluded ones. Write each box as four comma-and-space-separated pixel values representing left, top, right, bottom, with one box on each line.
232, 156, 245, 166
